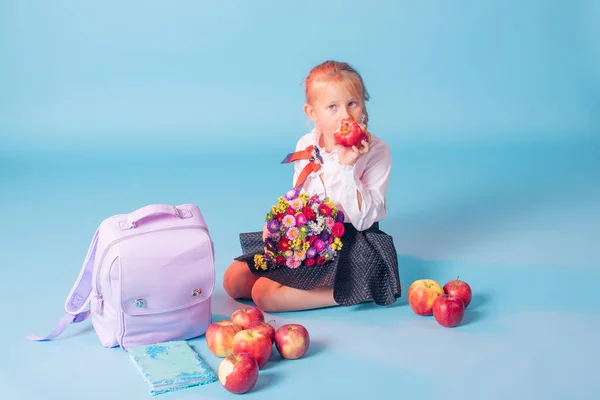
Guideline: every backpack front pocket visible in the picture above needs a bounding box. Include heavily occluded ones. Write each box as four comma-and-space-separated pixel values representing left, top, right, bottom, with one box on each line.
116, 227, 214, 349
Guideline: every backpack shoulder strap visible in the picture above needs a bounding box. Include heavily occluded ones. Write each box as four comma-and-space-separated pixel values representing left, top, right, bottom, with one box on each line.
27, 228, 100, 341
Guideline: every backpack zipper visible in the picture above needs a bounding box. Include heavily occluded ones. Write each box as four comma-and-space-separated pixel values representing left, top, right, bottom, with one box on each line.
96, 294, 104, 314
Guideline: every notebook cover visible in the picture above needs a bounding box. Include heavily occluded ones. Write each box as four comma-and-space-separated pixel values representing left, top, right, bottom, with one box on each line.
128, 340, 217, 396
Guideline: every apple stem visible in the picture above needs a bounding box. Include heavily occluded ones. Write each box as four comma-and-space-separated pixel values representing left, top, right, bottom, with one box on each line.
267, 320, 276, 325
456, 276, 460, 281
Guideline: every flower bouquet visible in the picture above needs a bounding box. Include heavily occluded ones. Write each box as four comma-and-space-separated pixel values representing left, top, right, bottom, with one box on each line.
253, 188, 346, 270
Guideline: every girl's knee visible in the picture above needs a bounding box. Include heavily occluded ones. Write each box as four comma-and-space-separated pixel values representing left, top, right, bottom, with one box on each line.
222, 267, 237, 298
251, 278, 280, 312
223, 261, 256, 299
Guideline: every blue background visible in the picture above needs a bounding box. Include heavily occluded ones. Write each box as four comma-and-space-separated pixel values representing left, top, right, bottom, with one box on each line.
1, 1, 599, 399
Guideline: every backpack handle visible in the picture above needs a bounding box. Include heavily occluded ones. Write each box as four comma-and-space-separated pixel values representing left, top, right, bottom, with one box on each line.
124, 204, 192, 229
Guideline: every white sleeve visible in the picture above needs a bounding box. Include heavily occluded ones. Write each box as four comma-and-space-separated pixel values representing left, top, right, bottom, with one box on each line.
337, 140, 391, 231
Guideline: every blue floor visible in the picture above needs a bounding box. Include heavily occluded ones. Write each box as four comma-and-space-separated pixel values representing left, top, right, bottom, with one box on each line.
1, 139, 599, 400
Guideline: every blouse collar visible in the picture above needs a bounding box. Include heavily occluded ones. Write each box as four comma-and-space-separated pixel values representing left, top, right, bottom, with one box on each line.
311, 127, 338, 155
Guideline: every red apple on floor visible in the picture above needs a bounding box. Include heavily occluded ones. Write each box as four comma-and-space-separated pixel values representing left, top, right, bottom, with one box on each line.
443, 276, 472, 308
231, 306, 265, 329
274, 324, 310, 359
231, 329, 272, 369
432, 294, 465, 327
333, 119, 368, 148
206, 320, 243, 357
407, 279, 445, 316
246, 320, 276, 342
218, 353, 259, 394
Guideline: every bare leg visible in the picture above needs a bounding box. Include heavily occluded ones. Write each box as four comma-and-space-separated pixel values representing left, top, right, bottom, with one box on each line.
251, 277, 339, 312
223, 260, 260, 299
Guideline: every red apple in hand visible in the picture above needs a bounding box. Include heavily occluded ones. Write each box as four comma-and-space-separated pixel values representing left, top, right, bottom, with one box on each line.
231, 306, 265, 329
443, 276, 472, 308
407, 279, 445, 316
206, 320, 243, 357
432, 294, 465, 327
246, 320, 276, 342
232, 329, 272, 369
274, 324, 310, 359
333, 119, 367, 148
218, 353, 259, 394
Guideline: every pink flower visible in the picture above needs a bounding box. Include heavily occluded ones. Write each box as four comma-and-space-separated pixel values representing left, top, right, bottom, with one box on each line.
296, 213, 308, 226
286, 227, 300, 241
318, 203, 332, 216
289, 198, 304, 210
282, 214, 296, 228
286, 256, 301, 269
325, 217, 335, 229
314, 239, 326, 252
332, 222, 345, 238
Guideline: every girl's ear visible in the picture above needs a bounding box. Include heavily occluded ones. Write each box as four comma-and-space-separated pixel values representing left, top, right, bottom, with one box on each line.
303, 103, 317, 122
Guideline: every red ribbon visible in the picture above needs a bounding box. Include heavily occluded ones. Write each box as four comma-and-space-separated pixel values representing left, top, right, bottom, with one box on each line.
281, 145, 322, 189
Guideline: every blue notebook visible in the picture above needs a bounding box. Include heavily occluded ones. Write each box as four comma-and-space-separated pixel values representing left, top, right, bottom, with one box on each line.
128, 340, 217, 396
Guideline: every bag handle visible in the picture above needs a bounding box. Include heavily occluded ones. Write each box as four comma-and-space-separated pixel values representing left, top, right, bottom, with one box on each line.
122, 204, 192, 229
27, 229, 99, 341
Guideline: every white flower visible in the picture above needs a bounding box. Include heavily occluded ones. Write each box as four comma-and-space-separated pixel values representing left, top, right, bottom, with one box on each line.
308, 221, 323, 234
316, 215, 325, 226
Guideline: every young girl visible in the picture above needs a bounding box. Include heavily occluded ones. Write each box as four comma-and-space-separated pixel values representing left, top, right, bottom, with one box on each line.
223, 60, 402, 312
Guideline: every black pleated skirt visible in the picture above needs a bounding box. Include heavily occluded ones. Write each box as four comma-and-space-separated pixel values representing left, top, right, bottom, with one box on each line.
234, 222, 402, 306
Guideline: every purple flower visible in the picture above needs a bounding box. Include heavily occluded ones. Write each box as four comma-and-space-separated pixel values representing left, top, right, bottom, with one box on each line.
265, 239, 277, 253
267, 219, 280, 233
319, 230, 330, 242
335, 210, 345, 223
314, 239, 326, 253
285, 188, 299, 200
306, 247, 317, 259
271, 232, 281, 241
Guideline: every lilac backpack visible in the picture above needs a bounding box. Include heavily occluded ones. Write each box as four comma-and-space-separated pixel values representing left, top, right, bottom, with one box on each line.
28, 204, 215, 350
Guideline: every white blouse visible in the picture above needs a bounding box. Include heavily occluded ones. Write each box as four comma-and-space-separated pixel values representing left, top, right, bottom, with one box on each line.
291, 128, 392, 231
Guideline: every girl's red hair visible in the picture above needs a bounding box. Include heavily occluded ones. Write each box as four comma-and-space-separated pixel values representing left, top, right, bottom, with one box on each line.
304, 60, 370, 124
